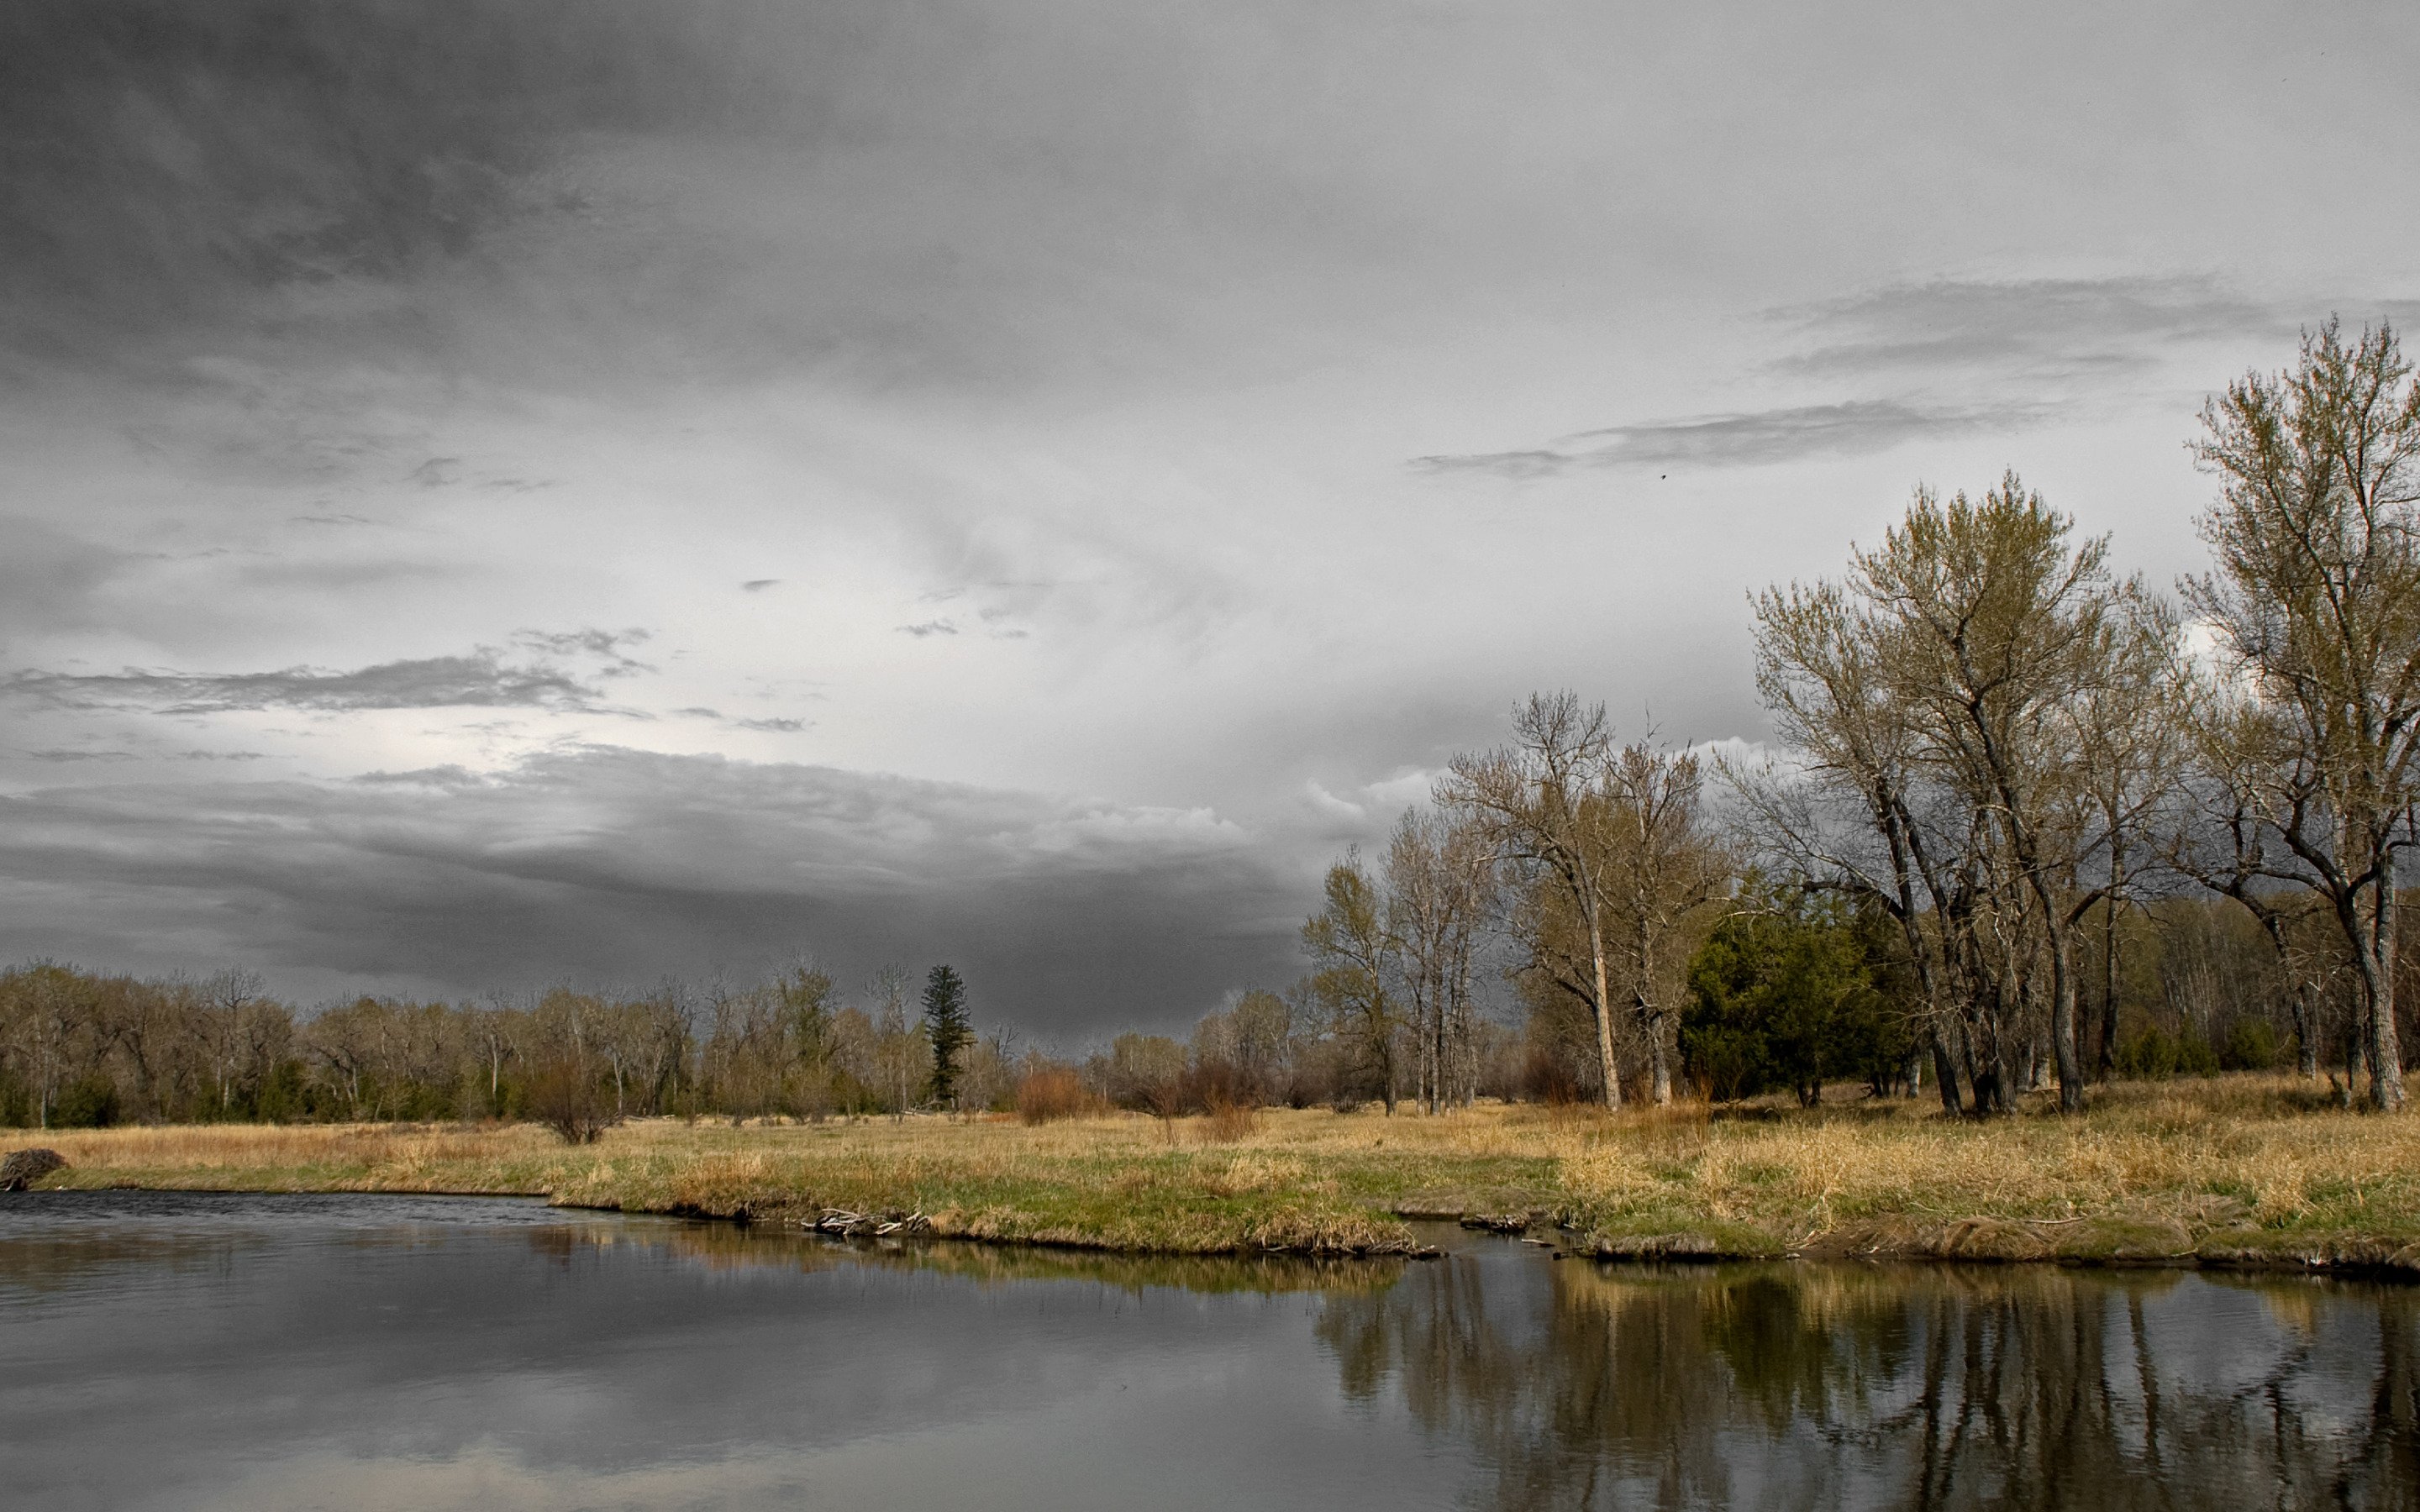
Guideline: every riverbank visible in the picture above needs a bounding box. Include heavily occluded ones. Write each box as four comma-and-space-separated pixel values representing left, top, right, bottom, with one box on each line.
11, 1076, 2420, 1272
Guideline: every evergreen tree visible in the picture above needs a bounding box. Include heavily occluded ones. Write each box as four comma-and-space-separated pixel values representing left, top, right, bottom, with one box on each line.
1682, 878, 1907, 1105
921, 964, 971, 1107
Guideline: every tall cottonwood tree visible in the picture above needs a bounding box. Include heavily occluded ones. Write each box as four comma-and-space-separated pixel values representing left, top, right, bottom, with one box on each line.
1599, 743, 1733, 1105
870, 965, 928, 1120
2067, 614, 2189, 1079
1742, 577, 1976, 1111
1746, 478, 2172, 1113
1383, 806, 1495, 1113
1856, 476, 2164, 1113
2173, 696, 2343, 1081
1302, 849, 1401, 1111
2187, 319, 2420, 1111
1443, 694, 1627, 1107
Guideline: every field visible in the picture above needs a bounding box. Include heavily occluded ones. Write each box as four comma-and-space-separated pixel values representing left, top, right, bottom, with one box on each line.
14, 1076, 2420, 1271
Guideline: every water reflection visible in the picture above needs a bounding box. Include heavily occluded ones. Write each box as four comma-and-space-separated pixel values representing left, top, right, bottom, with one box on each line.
1318, 1253, 2420, 1509
3, 1194, 2417, 1509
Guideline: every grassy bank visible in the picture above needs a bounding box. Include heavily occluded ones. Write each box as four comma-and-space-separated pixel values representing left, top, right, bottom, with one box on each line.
13, 1077, 2420, 1271
11, 1109, 1553, 1255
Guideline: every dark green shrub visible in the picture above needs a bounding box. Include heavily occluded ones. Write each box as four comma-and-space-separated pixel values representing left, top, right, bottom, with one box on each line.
2219, 1017, 2281, 1072
2114, 1026, 2221, 1079
53, 1073, 121, 1129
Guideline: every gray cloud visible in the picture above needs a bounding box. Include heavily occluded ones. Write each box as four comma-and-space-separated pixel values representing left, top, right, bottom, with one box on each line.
0, 517, 134, 640
741, 579, 780, 592
3, 652, 605, 716
897, 621, 959, 638
0, 2, 770, 379
671, 707, 808, 733
1413, 400, 2027, 478
1411, 273, 2299, 479
512, 628, 653, 675
0, 747, 1299, 1036
1775, 274, 2287, 378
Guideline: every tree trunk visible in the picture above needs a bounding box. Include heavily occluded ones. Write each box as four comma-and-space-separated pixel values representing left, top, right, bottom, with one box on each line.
1930, 1026, 1963, 1116
2040, 899, 2085, 1112
1590, 921, 1622, 1110
1647, 1012, 1672, 1106
2292, 979, 2320, 1078
2365, 851, 2406, 1110
2096, 891, 2121, 1080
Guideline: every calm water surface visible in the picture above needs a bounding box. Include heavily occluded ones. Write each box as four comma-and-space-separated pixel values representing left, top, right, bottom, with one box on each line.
3, 1191, 2417, 1510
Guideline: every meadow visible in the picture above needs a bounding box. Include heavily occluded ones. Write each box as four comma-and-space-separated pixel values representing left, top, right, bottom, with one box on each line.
16, 1075, 2420, 1271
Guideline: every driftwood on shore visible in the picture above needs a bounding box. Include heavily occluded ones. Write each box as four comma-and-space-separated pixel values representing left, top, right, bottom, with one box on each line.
0, 1148, 66, 1190
803, 1208, 933, 1238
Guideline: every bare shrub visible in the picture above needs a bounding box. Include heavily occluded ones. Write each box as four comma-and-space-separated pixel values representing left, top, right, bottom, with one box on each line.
1016, 1067, 1097, 1125
527, 1058, 618, 1145
1198, 1096, 1260, 1143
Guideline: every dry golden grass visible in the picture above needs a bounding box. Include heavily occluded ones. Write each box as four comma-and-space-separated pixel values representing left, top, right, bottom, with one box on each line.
13, 1077, 2420, 1267
1552, 1075, 2420, 1267
11, 1105, 1558, 1254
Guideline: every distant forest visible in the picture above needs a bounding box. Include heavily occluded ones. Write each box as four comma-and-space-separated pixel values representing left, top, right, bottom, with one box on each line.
5, 322, 2418, 1132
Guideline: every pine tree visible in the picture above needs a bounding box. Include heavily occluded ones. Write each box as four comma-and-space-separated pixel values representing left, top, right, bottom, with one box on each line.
921, 964, 971, 1107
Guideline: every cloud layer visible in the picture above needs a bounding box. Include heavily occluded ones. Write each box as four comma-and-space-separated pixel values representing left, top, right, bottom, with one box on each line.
0, 746, 1295, 1034
2, 3, 2416, 1028
1413, 400, 2027, 477
4, 653, 603, 715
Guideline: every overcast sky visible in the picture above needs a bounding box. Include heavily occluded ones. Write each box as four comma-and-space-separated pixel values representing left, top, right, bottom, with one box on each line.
3, 1, 2416, 1037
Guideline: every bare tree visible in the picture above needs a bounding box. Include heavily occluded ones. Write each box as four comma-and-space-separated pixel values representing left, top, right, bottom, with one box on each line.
2186, 318, 2420, 1110
1599, 743, 1733, 1105
1744, 479, 2174, 1114
1302, 848, 1401, 1111
1382, 807, 1495, 1112
1742, 576, 1976, 1112
199, 969, 266, 1116
1442, 693, 1628, 1107
869, 965, 927, 1119
467, 1000, 518, 1114
2068, 601, 2190, 1079
1852, 475, 2165, 1113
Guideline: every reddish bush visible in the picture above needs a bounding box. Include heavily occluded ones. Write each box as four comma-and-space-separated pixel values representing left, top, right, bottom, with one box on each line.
1015, 1067, 1099, 1125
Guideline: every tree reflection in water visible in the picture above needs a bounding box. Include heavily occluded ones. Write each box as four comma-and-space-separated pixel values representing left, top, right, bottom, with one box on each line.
1317, 1252, 2420, 1510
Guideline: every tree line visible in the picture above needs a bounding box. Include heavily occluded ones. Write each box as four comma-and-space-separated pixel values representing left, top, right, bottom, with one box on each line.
0, 960, 997, 1137
1295, 318, 2420, 1116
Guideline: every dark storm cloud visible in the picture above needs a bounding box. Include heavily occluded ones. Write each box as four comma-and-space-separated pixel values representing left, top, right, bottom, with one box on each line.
3, 651, 607, 715
0, 0, 772, 376
0, 0, 1299, 409
1413, 400, 2016, 478
0, 748, 1298, 1035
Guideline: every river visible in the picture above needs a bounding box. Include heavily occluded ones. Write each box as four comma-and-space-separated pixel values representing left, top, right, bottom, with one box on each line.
3, 1191, 2413, 1509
